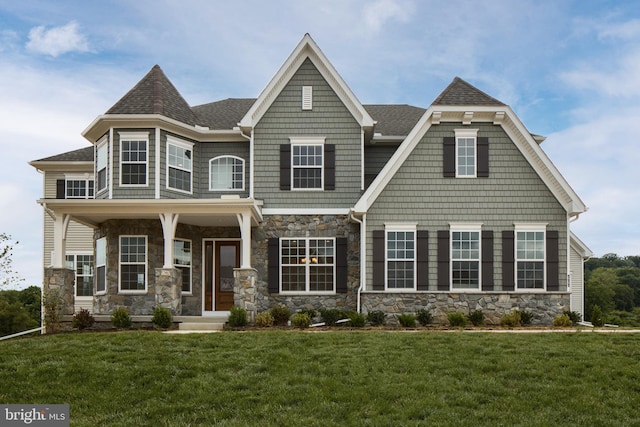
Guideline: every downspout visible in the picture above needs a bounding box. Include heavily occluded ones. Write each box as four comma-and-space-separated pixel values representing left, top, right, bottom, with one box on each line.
350, 210, 366, 313
238, 129, 253, 199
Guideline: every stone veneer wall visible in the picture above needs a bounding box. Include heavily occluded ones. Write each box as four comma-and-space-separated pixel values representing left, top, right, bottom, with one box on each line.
362, 292, 571, 325
155, 268, 182, 315
44, 268, 75, 316
251, 214, 360, 313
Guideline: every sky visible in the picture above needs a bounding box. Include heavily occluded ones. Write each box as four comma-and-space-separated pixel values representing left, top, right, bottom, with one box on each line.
0, 0, 639, 288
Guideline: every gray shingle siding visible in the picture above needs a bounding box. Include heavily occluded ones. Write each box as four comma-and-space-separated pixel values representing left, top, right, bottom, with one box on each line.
196, 142, 250, 198
365, 122, 568, 291
111, 128, 156, 199
253, 58, 362, 208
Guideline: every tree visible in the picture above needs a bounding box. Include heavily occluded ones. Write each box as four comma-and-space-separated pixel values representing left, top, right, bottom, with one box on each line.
611, 283, 634, 312
585, 268, 617, 320
0, 233, 24, 288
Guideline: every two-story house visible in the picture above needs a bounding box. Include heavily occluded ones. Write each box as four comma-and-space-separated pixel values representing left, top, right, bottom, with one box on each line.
31, 34, 592, 327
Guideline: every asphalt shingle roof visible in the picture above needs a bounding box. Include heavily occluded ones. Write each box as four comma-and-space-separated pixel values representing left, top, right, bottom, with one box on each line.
33, 146, 94, 162
432, 77, 506, 106
364, 105, 426, 136
192, 98, 256, 130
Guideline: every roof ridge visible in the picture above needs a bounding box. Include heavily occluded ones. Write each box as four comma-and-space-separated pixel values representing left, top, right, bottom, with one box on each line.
432, 77, 506, 106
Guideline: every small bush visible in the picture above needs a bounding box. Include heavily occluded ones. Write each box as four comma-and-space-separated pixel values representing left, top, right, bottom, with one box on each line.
72, 308, 95, 330
255, 311, 274, 328
152, 306, 173, 329
291, 312, 311, 328
298, 309, 317, 320
347, 311, 366, 328
500, 311, 522, 327
516, 310, 534, 325
111, 307, 132, 329
467, 310, 484, 326
228, 306, 248, 327
43, 289, 63, 333
563, 310, 581, 325
591, 305, 605, 327
319, 308, 344, 326
270, 305, 291, 326
553, 314, 573, 327
416, 309, 433, 326
397, 313, 417, 328
447, 312, 467, 327
366, 310, 387, 326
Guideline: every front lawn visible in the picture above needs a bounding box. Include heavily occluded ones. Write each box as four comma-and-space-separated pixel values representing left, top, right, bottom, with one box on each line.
1, 331, 639, 426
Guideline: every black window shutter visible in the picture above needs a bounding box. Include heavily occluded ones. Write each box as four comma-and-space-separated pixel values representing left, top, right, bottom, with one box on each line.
546, 230, 560, 291
417, 230, 429, 291
482, 230, 494, 291
56, 179, 65, 199
279, 145, 291, 190
336, 237, 348, 293
324, 144, 335, 190
372, 230, 385, 291
502, 231, 515, 291
477, 137, 489, 177
437, 230, 450, 291
443, 137, 456, 177
268, 238, 280, 293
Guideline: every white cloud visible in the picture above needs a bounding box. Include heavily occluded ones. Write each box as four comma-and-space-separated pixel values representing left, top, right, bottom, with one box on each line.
597, 18, 640, 40
26, 21, 90, 57
364, 0, 413, 32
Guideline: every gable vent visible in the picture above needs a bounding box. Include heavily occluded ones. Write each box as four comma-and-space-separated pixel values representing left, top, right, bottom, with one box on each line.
302, 86, 312, 110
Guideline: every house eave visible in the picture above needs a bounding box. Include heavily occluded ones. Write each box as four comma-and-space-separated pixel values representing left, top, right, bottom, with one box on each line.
29, 160, 93, 172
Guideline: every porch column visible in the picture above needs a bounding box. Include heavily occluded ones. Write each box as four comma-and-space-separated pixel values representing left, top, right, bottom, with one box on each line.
52, 213, 71, 268
159, 213, 179, 268
234, 268, 257, 323
236, 211, 252, 268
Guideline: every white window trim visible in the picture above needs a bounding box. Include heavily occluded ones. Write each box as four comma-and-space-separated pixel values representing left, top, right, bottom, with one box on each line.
65, 252, 94, 298
450, 223, 482, 291
514, 223, 547, 292
302, 86, 313, 110
289, 137, 325, 191
96, 137, 108, 194
96, 237, 107, 295
280, 237, 336, 295
118, 131, 149, 188
166, 136, 194, 194
454, 128, 478, 178
209, 155, 245, 192
118, 235, 148, 294
384, 223, 417, 291
174, 238, 192, 295
64, 174, 95, 199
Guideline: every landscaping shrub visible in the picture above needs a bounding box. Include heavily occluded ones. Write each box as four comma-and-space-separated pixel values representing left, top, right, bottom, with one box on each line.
228, 306, 248, 327
591, 305, 605, 327
111, 307, 132, 329
347, 311, 366, 328
291, 312, 311, 328
254, 311, 274, 328
298, 309, 317, 321
72, 308, 95, 330
447, 312, 467, 327
43, 289, 63, 333
319, 308, 344, 326
152, 307, 173, 329
553, 314, 573, 327
416, 308, 433, 326
500, 310, 522, 327
397, 313, 417, 328
467, 310, 484, 326
516, 310, 534, 325
366, 310, 387, 326
563, 310, 581, 325
270, 305, 291, 326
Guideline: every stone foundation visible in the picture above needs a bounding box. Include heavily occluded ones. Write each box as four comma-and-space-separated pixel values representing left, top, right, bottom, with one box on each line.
44, 268, 75, 315
234, 268, 258, 323
155, 268, 182, 315
362, 292, 571, 325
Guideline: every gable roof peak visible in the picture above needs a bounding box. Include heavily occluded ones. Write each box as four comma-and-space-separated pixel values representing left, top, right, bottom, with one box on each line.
106, 64, 198, 125
432, 77, 506, 107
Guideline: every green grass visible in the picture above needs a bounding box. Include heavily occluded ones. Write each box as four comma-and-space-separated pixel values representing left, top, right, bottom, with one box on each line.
1, 331, 639, 426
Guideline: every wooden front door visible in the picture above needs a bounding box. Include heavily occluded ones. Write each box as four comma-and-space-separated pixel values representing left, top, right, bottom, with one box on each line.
204, 241, 239, 312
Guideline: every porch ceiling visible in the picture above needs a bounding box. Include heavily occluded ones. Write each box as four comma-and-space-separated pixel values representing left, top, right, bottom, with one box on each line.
38, 198, 263, 229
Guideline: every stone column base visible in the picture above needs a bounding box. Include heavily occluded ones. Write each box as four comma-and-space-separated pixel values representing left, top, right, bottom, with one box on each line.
234, 268, 258, 323
155, 268, 182, 315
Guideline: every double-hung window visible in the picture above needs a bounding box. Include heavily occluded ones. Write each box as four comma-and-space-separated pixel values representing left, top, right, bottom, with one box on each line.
119, 236, 147, 292
386, 225, 416, 290
455, 129, 478, 178
174, 239, 192, 294
119, 132, 148, 186
167, 137, 193, 193
451, 224, 481, 289
515, 225, 546, 289
65, 254, 94, 297
280, 238, 335, 293
65, 176, 94, 199
96, 139, 108, 192
96, 237, 107, 294
209, 156, 244, 191
291, 137, 324, 190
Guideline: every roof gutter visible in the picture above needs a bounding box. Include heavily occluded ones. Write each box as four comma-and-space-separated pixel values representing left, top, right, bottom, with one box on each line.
349, 209, 366, 313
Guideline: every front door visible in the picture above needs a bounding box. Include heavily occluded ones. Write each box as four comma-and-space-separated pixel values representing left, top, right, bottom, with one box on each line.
204, 241, 240, 312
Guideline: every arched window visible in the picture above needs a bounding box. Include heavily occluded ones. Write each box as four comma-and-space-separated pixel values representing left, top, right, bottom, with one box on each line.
209, 156, 244, 191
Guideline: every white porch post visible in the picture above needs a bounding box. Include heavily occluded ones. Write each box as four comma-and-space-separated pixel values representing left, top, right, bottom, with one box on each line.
236, 212, 252, 268
52, 213, 71, 268
159, 213, 179, 268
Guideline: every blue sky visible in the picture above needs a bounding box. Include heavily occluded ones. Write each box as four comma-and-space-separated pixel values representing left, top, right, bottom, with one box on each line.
0, 0, 638, 288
